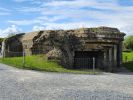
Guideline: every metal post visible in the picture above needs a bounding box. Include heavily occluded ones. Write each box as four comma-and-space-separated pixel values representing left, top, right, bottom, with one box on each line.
125, 56, 127, 62
23, 50, 25, 67
93, 57, 95, 73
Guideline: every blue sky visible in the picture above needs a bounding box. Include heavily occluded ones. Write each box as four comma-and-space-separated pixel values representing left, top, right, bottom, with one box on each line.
0, 0, 133, 37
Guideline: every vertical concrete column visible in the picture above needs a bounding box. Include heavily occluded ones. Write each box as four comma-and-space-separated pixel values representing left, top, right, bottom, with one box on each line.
7, 45, 10, 57
104, 48, 113, 71
8, 45, 10, 52
107, 49, 109, 62
112, 46, 114, 61
117, 43, 122, 67
119, 43, 122, 67
109, 47, 113, 71
114, 45, 117, 67
98, 51, 104, 69
103, 51, 106, 62
111, 46, 114, 68
103, 49, 107, 69
104, 48, 110, 71
109, 48, 112, 62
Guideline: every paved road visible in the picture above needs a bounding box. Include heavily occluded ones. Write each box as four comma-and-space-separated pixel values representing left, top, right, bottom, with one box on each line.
0, 63, 133, 100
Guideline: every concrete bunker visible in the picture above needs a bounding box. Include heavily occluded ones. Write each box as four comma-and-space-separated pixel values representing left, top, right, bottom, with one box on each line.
3, 26, 125, 71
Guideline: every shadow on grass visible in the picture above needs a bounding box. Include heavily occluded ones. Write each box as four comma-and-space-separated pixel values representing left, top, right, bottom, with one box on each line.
123, 61, 133, 72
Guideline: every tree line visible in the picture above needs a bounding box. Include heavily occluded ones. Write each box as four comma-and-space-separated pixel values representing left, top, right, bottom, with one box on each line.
124, 35, 133, 50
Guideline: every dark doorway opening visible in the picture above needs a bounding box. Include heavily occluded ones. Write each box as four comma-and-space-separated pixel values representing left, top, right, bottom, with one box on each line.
74, 51, 101, 69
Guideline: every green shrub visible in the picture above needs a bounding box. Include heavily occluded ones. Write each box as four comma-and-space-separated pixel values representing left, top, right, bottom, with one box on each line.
124, 35, 133, 50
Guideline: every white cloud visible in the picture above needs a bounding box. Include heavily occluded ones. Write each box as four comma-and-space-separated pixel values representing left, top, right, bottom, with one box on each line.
16, 7, 41, 12
0, 25, 21, 37
8, 20, 42, 25
13, 0, 33, 2
0, 7, 10, 11
32, 26, 45, 31
0, 12, 10, 15
9, 0, 133, 36
8, 15, 66, 26
13, 0, 44, 4
0, 7, 10, 15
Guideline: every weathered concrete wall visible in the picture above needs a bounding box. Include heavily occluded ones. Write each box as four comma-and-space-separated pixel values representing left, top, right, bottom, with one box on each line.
3, 27, 125, 71
26, 27, 125, 70
4, 34, 24, 57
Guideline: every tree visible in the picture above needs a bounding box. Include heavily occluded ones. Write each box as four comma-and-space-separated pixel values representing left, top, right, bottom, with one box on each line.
124, 35, 133, 50
0, 38, 4, 51
0, 38, 4, 43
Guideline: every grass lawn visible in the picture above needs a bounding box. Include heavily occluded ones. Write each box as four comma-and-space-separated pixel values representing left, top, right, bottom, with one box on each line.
0, 55, 100, 74
123, 51, 133, 71
123, 51, 133, 62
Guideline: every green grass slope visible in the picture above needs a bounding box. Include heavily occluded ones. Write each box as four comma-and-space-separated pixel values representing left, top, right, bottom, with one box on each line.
123, 51, 133, 71
123, 51, 133, 62
0, 55, 100, 74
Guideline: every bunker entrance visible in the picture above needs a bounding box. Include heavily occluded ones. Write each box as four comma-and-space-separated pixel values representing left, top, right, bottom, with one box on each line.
74, 51, 101, 69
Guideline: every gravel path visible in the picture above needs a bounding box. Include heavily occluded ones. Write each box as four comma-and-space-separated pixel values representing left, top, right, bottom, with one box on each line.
0, 63, 133, 100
